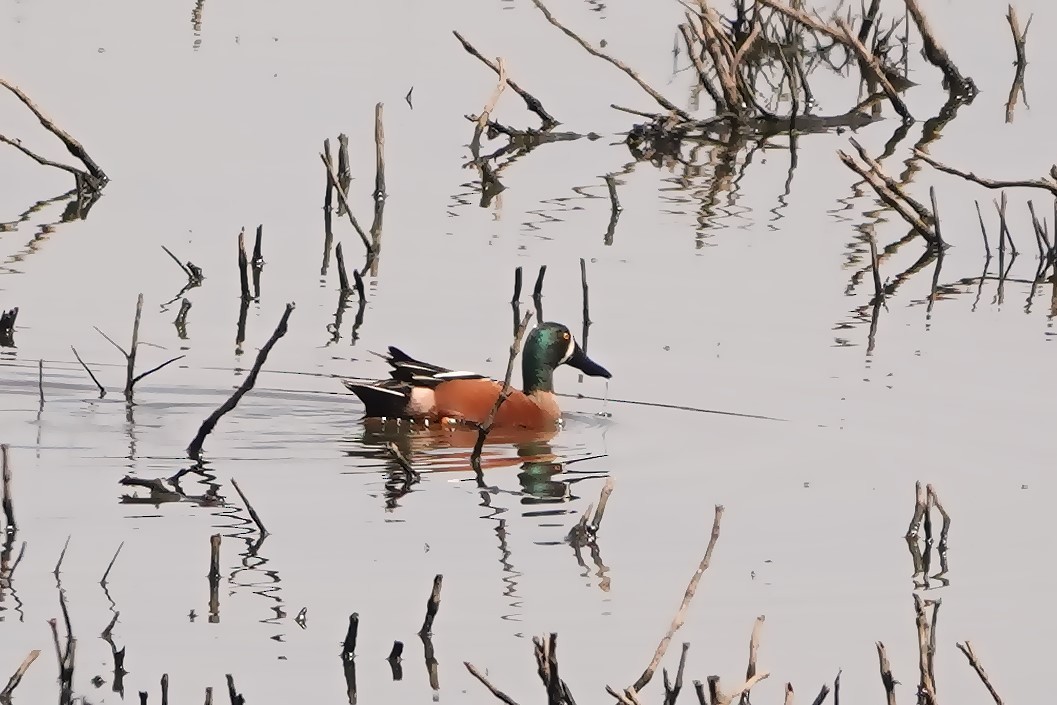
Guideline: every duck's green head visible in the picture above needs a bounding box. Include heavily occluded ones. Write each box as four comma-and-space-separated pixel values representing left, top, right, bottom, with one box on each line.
522, 322, 612, 394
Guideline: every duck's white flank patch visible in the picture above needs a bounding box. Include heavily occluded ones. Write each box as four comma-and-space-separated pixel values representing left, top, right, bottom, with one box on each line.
408, 387, 436, 415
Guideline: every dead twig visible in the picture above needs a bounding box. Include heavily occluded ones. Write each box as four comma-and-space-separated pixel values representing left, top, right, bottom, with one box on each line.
875, 642, 896, 705
465, 662, 521, 705
1004, 5, 1031, 123
914, 149, 1057, 199
468, 313, 533, 485
1, 445, 15, 536
231, 479, 269, 537
617, 505, 727, 700
471, 57, 509, 156
321, 152, 374, 256
419, 574, 443, 637
956, 641, 1003, 705
0, 649, 41, 701
838, 150, 937, 246
528, 0, 691, 120
187, 303, 295, 459
100, 542, 124, 586
902, 0, 975, 95
0, 77, 108, 189
94, 294, 184, 400
453, 31, 558, 129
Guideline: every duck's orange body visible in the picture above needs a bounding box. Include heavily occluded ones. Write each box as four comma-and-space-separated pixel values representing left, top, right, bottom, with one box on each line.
432, 379, 562, 428
343, 323, 611, 431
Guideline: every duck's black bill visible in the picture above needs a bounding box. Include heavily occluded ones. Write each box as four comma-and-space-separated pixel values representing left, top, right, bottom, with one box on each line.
565, 343, 612, 379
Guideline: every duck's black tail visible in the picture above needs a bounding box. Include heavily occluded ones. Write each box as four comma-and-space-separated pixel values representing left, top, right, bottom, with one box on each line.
342, 380, 411, 419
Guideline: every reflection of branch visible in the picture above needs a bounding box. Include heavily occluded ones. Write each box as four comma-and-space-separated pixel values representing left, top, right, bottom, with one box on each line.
528, 0, 690, 120
1004, 6, 1031, 123
838, 149, 937, 246
915, 149, 1057, 198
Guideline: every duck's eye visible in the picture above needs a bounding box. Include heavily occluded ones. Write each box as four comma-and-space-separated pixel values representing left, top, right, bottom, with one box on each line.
562, 331, 570, 340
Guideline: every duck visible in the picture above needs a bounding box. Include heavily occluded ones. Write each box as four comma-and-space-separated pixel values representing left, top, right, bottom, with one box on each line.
343, 322, 611, 430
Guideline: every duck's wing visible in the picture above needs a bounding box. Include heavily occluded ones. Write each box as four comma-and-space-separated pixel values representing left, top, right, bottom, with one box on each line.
384, 346, 488, 388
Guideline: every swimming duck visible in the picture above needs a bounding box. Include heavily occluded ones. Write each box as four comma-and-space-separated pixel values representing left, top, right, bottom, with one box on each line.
343, 322, 611, 430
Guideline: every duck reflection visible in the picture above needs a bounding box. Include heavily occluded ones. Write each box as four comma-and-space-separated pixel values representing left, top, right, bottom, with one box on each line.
356, 418, 574, 503
354, 419, 612, 596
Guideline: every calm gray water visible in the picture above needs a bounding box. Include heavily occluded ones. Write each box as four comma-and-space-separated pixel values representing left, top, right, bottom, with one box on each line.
3, 0, 1057, 702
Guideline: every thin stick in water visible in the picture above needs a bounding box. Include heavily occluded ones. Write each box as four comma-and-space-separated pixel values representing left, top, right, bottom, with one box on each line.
100, 542, 124, 586
580, 258, 591, 352
335, 242, 352, 293
532, 265, 547, 321
0, 649, 41, 700
187, 303, 295, 459
53, 535, 71, 578
207, 534, 220, 623
419, 574, 443, 637
231, 479, 269, 537
320, 152, 374, 255
342, 613, 359, 659
956, 641, 1003, 705
373, 103, 386, 202
1, 444, 14, 535
469, 313, 533, 484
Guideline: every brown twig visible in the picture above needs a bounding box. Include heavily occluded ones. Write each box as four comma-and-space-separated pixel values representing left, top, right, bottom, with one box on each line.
975, 200, 992, 258
320, 152, 374, 255
372, 103, 386, 202
94, 294, 184, 399
469, 313, 533, 484
834, 19, 911, 121
0, 77, 108, 188
472, 57, 509, 155
914, 149, 1057, 198
533, 265, 547, 322
875, 642, 896, 705
739, 616, 765, 705
419, 574, 443, 637
906, 481, 928, 538
621, 505, 726, 698
838, 151, 937, 246
208, 534, 221, 622
528, 0, 691, 120
912, 594, 938, 705
161, 245, 204, 286
1, 445, 14, 536
187, 303, 295, 459
465, 662, 521, 705
956, 641, 1003, 705
902, 0, 974, 95
0, 649, 40, 701
231, 479, 268, 537
865, 226, 884, 303
453, 31, 558, 129
1004, 5, 1031, 122
100, 542, 124, 586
